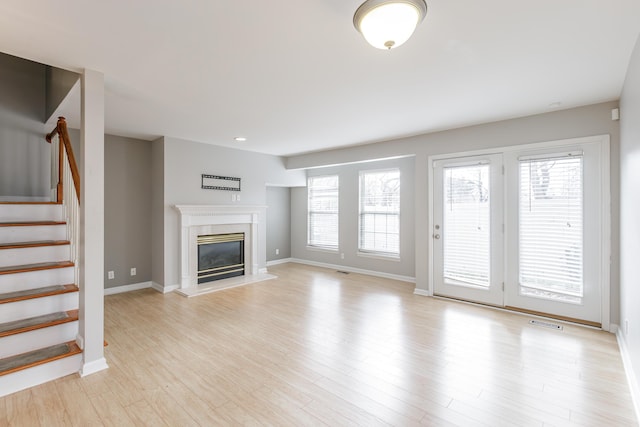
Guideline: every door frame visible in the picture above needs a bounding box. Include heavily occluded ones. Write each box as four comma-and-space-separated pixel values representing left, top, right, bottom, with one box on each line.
427, 134, 611, 330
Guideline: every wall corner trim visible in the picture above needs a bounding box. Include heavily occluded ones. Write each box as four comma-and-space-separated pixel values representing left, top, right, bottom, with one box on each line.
151, 282, 178, 294
616, 328, 640, 423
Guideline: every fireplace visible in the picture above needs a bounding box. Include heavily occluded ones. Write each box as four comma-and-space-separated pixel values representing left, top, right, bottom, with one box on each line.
197, 233, 245, 284
175, 205, 267, 295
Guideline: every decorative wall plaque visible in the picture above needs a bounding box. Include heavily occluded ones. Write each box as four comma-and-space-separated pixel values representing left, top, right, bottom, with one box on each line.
201, 174, 241, 191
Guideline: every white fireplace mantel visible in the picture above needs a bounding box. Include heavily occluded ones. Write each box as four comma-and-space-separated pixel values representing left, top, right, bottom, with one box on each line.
175, 205, 267, 292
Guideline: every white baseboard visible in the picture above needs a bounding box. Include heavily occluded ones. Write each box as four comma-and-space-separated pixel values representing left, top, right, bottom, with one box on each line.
289, 258, 416, 283
80, 357, 109, 377
104, 281, 152, 295
616, 328, 640, 423
414, 289, 431, 297
0, 196, 50, 202
151, 282, 178, 294
266, 258, 293, 267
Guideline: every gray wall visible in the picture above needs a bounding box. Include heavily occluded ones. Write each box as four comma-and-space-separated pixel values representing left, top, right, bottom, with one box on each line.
154, 137, 305, 289
619, 34, 640, 400
0, 52, 49, 198
151, 137, 165, 288
287, 101, 621, 325
70, 128, 153, 290
103, 135, 152, 289
45, 67, 79, 121
291, 157, 415, 278
266, 186, 292, 262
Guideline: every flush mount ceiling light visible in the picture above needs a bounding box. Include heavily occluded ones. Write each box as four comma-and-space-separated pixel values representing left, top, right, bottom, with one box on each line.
353, 0, 427, 50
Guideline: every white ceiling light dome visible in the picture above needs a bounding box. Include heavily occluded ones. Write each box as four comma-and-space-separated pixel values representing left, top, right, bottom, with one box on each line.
353, 0, 428, 50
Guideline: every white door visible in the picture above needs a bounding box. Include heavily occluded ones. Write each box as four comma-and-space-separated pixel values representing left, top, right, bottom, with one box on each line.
433, 154, 504, 306
504, 142, 604, 325
431, 138, 607, 326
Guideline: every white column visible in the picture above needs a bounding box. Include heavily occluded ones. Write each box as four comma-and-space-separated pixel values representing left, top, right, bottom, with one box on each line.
78, 69, 108, 376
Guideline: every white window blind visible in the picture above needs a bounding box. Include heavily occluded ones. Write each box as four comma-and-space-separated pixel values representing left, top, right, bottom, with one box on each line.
307, 175, 339, 249
519, 154, 583, 303
359, 169, 400, 256
443, 164, 490, 287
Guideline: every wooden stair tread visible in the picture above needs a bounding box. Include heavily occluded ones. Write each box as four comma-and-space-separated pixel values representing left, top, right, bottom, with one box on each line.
0, 261, 74, 275
0, 310, 78, 338
0, 221, 66, 227
0, 341, 81, 377
0, 240, 70, 250
0, 284, 78, 304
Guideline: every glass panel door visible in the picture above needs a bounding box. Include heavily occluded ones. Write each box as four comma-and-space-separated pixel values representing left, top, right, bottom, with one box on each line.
433, 154, 504, 306
504, 144, 603, 325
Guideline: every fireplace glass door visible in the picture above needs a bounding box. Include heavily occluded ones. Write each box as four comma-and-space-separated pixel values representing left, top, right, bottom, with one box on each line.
197, 233, 245, 284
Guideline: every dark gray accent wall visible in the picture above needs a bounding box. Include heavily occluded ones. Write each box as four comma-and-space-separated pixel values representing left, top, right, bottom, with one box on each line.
45, 67, 79, 121
0, 52, 49, 198
151, 137, 165, 288
619, 33, 640, 404
266, 186, 291, 261
103, 135, 152, 288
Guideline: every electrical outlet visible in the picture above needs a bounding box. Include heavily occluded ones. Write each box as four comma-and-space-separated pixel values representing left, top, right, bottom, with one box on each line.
625, 319, 629, 335
275, 249, 279, 255
130, 267, 137, 276
108, 271, 114, 280
236, 194, 241, 201
341, 253, 345, 259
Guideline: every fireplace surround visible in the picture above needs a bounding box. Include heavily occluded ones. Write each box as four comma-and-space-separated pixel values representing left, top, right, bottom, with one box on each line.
175, 205, 273, 296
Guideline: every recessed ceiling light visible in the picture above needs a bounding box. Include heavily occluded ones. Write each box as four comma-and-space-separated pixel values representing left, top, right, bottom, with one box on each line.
234, 137, 247, 142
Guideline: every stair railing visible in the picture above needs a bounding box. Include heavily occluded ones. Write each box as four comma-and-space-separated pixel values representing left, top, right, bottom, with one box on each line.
47, 117, 80, 284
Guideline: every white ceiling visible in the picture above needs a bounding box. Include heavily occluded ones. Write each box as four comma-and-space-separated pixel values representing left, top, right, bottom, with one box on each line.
1, 1, 639, 156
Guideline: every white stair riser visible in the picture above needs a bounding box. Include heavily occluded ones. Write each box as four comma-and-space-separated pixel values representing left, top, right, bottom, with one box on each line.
0, 267, 74, 292
0, 225, 66, 244
0, 205, 64, 222
0, 292, 78, 323
0, 353, 82, 398
0, 245, 70, 268
0, 321, 78, 359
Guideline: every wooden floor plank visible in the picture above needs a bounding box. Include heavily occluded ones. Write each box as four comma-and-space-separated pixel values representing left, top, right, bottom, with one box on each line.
0, 263, 636, 426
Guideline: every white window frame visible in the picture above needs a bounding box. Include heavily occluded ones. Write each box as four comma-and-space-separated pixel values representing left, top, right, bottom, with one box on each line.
307, 174, 339, 251
358, 168, 401, 259
426, 135, 611, 330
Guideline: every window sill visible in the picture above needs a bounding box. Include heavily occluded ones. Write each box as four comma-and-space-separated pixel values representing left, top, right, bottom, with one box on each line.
306, 245, 339, 254
357, 251, 400, 262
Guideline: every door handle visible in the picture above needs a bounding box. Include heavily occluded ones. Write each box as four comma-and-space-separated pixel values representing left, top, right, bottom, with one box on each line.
433, 234, 440, 239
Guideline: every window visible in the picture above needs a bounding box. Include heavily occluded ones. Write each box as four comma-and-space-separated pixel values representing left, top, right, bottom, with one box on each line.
307, 175, 339, 250
359, 169, 400, 256
519, 153, 583, 303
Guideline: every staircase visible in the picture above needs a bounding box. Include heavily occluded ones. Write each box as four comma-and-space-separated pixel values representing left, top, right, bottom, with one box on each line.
0, 202, 82, 397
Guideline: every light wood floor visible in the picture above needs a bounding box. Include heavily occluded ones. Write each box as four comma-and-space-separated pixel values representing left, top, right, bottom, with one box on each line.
0, 263, 637, 426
